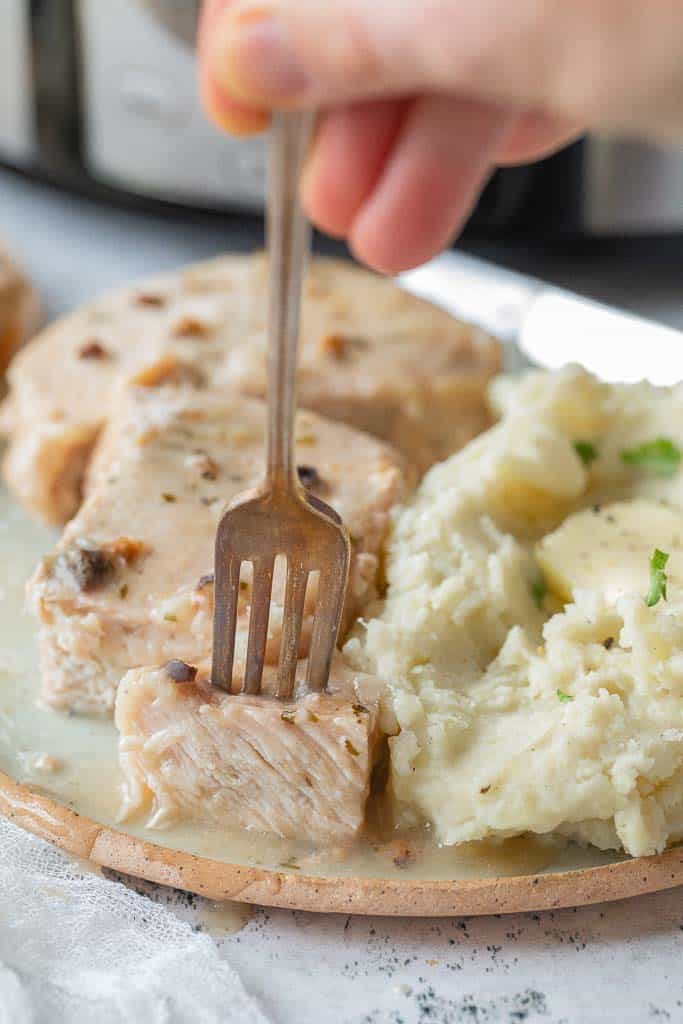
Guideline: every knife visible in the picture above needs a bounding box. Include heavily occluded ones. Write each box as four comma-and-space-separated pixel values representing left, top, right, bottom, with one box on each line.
399, 251, 683, 386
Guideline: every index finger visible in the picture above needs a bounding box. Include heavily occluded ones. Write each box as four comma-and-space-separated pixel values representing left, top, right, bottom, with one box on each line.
199, 0, 270, 135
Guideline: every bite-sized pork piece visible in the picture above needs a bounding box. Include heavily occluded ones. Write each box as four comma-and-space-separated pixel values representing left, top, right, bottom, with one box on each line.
28, 384, 412, 715
2, 254, 500, 524
116, 657, 384, 841
0, 243, 41, 378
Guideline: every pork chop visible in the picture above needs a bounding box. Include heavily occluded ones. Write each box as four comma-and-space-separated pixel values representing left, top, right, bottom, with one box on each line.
116, 656, 384, 842
0, 243, 40, 378
2, 254, 500, 524
28, 383, 412, 714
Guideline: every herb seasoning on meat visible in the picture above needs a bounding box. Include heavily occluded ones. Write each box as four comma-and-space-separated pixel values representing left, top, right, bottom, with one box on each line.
56, 546, 114, 591
165, 660, 198, 683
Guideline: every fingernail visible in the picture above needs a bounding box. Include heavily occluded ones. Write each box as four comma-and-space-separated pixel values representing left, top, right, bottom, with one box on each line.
201, 70, 271, 136
212, 11, 310, 103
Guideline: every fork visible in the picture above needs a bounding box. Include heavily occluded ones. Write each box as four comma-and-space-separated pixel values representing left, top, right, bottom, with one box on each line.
211, 112, 351, 700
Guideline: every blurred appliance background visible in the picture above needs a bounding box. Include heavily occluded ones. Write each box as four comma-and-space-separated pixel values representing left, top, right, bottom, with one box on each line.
2, 0, 683, 241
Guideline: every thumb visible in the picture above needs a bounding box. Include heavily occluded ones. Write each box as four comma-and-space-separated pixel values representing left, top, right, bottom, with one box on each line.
206, 0, 683, 141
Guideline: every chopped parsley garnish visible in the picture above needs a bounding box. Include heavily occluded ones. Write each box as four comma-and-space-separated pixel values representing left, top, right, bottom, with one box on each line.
531, 576, 547, 609
557, 689, 574, 703
621, 438, 681, 477
573, 440, 598, 466
646, 548, 669, 607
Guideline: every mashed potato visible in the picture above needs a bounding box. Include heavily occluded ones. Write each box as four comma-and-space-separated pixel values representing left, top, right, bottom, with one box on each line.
346, 366, 683, 857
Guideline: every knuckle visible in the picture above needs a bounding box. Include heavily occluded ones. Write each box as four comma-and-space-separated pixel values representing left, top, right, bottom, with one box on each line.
415, 0, 510, 92
318, 3, 386, 86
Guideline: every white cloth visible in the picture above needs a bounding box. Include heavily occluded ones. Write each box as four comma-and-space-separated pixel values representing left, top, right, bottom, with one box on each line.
0, 817, 269, 1024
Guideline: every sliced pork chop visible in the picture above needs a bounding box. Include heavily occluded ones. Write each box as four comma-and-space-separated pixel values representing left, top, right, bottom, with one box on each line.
2, 254, 500, 524
28, 384, 412, 715
0, 243, 40, 378
116, 657, 384, 842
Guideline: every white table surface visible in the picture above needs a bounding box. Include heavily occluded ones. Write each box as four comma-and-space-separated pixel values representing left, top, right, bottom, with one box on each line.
1, 168, 682, 1024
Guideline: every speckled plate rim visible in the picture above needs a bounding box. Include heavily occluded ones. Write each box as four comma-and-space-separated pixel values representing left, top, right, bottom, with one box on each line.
2, 769, 682, 916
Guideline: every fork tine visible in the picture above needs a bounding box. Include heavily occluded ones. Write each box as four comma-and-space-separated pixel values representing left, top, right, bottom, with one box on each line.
306, 547, 350, 692
276, 561, 308, 701
243, 558, 275, 694
211, 554, 241, 692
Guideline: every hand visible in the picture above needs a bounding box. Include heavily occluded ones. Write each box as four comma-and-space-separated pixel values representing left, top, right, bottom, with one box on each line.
199, 0, 683, 273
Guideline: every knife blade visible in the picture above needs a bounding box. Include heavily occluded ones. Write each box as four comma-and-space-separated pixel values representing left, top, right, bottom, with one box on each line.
399, 251, 683, 386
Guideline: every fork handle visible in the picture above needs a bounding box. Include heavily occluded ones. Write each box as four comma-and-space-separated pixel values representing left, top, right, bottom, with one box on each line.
266, 111, 315, 490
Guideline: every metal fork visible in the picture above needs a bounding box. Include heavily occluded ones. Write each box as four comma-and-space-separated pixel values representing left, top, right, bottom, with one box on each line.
211, 112, 351, 700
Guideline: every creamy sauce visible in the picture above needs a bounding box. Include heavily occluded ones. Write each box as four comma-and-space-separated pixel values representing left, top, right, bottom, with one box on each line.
0, 485, 621, 881
198, 900, 253, 937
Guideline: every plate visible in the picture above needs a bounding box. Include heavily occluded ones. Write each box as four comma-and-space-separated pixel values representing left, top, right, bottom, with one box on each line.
2, 769, 683, 915
1, 485, 682, 916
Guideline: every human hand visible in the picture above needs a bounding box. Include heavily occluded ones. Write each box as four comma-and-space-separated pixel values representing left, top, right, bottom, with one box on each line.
199, 0, 683, 273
